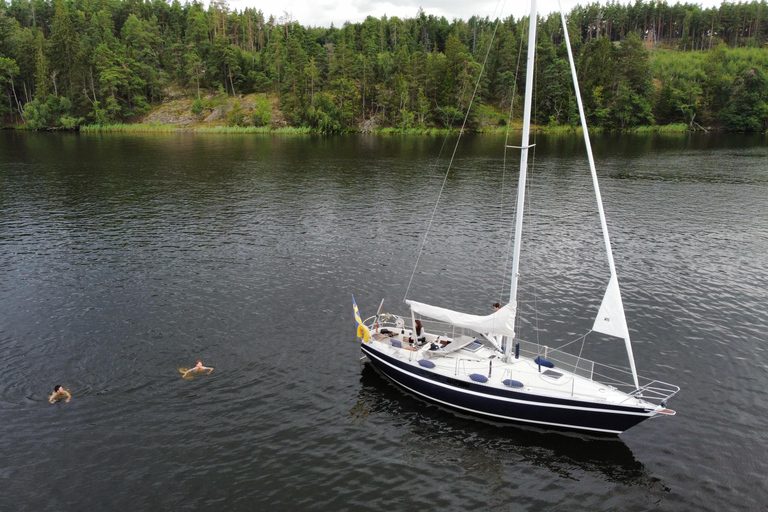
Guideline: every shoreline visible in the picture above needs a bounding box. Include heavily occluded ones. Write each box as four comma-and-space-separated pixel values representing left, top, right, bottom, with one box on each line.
2, 92, 706, 134
6, 122, 700, 135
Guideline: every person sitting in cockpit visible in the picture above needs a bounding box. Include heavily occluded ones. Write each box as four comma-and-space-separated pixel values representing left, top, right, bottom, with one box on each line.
409, 320, 427, 345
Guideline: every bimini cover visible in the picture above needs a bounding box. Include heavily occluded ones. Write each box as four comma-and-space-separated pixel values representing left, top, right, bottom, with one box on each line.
406, 300, 517, 337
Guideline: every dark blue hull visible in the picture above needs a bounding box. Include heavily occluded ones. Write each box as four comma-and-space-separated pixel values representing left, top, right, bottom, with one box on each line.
361, 343, 653, 434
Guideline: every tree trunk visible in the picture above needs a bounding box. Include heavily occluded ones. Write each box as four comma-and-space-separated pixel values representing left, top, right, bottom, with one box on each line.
89, 68, 98, 104
10, 77, 24, 120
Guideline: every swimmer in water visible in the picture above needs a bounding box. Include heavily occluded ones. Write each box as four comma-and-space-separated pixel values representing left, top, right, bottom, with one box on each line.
49, 385, 71, 403
182, 361, 214, 379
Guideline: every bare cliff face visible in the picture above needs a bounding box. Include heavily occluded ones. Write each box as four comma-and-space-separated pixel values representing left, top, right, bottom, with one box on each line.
138, 92, 286, 128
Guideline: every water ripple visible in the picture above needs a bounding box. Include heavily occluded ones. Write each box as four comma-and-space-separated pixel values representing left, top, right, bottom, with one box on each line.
1, 132, 767, 510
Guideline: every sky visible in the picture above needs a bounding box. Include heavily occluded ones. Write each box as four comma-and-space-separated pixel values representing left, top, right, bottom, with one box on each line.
222, 0, 727, 28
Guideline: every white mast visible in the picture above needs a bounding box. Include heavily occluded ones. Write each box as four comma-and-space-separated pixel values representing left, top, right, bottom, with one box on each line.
558, 5, 639, 388
505, 0, 538, 360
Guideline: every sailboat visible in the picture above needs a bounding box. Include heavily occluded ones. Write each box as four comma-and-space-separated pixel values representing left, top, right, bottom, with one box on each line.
353, 0, 679, 435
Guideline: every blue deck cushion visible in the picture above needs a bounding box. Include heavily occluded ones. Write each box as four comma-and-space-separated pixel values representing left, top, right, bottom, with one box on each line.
503, 379, 524, 388
534, 357, 555, 368
417, 359, 435, 368
390, 339, 402, 348
469, 373, 488, 383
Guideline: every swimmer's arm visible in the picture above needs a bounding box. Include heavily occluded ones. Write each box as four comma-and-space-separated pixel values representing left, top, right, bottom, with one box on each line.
182, 369, 194, 379
49, 393, 55, 404
205, 367, 213, 374
63, 390, 71, 402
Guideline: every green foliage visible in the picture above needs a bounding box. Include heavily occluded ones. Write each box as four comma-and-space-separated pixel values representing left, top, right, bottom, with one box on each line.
535, 37, 573, 126
613, 82, 653, 128
91, 101, 111, 126
1, 0, 768, 132
435, 105, 462, 128
305, 93, 342, 133
80, 123, 179, 132
473, 103, 507, 130
79, 124, 311, 133
227, 101, 247, 126
0, 55, 20, 119
251, 95, 271, 127
722, 68, 768, 132
191, 98, 204, 115
23, 94, 84, 130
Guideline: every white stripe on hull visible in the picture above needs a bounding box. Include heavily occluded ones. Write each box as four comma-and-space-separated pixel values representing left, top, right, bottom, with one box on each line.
363, 345, 654, 434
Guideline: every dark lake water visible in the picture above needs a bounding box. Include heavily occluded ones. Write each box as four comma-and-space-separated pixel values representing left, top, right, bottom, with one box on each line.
1, 130, 767, 511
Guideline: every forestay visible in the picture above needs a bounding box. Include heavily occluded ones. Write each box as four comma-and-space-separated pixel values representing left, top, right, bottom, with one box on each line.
558, 6, 639, 389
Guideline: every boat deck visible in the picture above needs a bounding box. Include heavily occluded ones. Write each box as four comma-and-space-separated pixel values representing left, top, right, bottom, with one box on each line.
368, 329, 654, 409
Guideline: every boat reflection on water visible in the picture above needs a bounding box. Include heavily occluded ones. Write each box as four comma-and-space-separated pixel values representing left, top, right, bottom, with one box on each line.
351, 364, 668, 489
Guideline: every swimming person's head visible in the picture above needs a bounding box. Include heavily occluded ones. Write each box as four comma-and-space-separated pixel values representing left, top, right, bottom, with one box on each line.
54, 385, 62, 392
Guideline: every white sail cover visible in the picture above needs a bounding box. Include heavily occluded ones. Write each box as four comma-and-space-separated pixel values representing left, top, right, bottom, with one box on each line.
592, 274, 630, 339
406, 300, 517, 337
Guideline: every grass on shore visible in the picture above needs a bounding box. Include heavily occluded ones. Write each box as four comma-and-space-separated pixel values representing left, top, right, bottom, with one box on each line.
78, 122, 694, 134
377, 127, 459, 135
194, 125, 312, 134
80, 123, 313, 134
536, 123, 691, 133
632, 123, 691, 132
80, 123, 179, 132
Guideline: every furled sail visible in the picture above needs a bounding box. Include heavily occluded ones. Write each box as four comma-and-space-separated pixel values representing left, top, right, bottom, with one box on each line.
592, 274, 629, 339
406, 300, 517, 337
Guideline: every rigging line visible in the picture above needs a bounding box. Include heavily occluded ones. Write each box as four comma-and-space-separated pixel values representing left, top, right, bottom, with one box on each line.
592, 362, 636, 379
402, 134, 452, 302
575, 332, 587, 377
529, 144, 541, 351
403, 0, 507, 304
529, 20, 541, 352
551, 331, 590, 353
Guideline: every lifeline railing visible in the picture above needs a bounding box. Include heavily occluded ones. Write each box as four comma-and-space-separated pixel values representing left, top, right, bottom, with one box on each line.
362, 314, 679, 405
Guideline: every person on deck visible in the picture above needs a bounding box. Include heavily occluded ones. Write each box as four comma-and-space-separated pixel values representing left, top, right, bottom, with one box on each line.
183, 361, 214, 379
493, 302, 500, 311
409, 320, 427, 345
49, 385, 71, 403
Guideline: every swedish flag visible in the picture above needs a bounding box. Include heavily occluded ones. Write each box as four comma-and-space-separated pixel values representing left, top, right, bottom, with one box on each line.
352, 296, 370, 342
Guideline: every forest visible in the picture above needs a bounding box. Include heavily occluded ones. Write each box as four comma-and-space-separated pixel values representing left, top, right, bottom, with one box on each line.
1, 0, 768, 132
